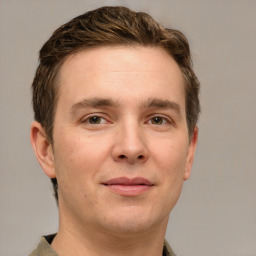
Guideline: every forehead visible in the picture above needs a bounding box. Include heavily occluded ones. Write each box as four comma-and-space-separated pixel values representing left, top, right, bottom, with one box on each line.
56, 45, 185, 110
59, 45, 183, 78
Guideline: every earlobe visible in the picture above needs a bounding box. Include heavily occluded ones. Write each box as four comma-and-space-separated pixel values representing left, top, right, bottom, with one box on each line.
30, 121, 56, 178
184, 127, 198, 180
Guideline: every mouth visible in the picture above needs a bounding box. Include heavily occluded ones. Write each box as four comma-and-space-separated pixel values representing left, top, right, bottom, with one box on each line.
102, 177, 154, 196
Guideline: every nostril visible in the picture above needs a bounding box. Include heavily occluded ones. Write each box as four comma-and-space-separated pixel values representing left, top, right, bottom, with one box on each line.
117, 154, 145, 161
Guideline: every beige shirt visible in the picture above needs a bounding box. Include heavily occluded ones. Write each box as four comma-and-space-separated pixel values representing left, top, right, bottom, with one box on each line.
29, 234, 177, 256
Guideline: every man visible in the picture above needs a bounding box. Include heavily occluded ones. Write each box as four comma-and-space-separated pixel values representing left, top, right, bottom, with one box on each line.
30, 6, 200, 256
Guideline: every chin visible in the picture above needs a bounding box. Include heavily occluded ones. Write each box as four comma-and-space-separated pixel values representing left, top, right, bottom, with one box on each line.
98, 206, 168, 236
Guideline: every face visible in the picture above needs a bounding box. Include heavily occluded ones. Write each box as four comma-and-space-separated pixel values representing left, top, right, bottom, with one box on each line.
32, 46, 197, 237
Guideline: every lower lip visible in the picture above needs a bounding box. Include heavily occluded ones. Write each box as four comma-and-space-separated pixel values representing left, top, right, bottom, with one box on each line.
104, 184, 153, 196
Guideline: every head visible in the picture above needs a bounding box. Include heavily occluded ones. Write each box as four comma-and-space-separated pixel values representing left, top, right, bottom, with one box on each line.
32, 6, 200, 206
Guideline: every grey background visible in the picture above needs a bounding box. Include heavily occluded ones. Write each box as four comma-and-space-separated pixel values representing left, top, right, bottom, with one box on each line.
1, 0, 255, 256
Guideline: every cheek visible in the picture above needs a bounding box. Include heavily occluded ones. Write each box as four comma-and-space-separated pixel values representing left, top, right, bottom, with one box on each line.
53, 132, 111, 184
152, 137, 188, 173
151, 138, 188, 197
53, 136, 100, 207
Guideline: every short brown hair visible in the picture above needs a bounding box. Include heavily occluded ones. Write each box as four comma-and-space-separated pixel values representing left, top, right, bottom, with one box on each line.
32, 6, 200, 201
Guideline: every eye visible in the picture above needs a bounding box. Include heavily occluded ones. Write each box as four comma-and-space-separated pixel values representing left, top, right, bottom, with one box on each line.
151, 117, 165, 125
83, 115, 107, 125
88, 116, 103, 124
149, 116, 168, 125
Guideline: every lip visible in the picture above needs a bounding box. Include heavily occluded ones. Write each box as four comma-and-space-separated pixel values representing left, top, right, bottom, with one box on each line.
102, 177, 154, 196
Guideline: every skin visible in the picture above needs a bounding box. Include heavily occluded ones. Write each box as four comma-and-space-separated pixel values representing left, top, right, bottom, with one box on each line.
31, 46, 198, 256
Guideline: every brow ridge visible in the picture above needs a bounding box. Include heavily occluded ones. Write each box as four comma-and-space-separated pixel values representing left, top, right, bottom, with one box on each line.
70, 97, 181, 114
142, 98, 181, 113
70, 98, 120, 113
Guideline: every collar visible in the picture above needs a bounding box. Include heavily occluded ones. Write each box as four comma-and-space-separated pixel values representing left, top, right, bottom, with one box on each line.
30, 234, 177, 256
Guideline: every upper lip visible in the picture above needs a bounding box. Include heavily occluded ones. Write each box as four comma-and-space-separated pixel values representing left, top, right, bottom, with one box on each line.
102, 177, 154, 186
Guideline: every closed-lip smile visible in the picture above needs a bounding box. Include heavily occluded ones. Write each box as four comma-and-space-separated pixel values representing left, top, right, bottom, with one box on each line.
102, 177, 154, 196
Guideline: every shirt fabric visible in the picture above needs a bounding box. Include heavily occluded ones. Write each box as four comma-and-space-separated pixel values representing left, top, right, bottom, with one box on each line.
29, 234, 177, 256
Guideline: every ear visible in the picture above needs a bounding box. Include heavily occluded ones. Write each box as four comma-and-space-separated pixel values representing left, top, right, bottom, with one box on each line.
30, 121, 56, 178
183, 127, 198, 180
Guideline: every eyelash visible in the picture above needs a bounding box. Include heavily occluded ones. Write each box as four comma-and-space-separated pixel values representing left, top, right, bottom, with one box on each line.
81, 114, 109, 125
81, 114, 172, 126
146, 115, 172, 125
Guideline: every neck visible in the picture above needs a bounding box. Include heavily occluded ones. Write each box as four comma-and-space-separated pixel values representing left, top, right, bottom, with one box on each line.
51, 214, 168, 256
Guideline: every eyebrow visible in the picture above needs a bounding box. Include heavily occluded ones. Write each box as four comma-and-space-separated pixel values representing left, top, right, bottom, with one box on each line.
142, 98, 181, 114
70, 97, 181, 115
70, 98, 120, 113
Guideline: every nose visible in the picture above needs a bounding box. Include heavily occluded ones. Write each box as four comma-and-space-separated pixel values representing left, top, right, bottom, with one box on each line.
112, 123, 149, 164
